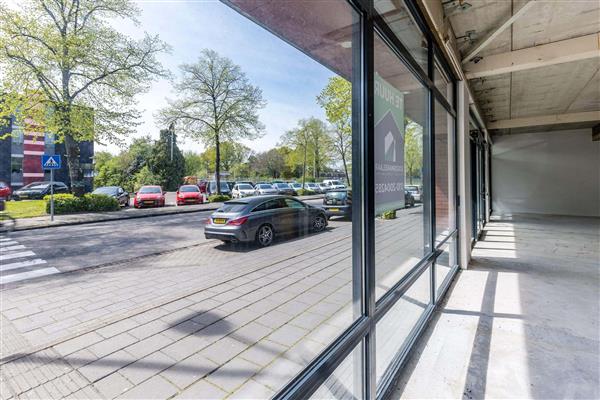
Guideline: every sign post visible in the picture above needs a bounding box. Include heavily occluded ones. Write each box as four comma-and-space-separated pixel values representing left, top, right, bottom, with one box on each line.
41, 155, 61, 221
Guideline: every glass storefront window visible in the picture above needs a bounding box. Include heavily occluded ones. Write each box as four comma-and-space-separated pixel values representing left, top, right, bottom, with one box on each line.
434, 60, 453, 103
434, 99, 456, 243
309, 343, 363, 399
374, 33, 430, 300
376, 265, 431, 384
435, 234, 457, 296
374, 0, 428, 72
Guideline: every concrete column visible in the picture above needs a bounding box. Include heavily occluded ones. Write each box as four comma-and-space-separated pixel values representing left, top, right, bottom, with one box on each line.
457, 81, 472, 269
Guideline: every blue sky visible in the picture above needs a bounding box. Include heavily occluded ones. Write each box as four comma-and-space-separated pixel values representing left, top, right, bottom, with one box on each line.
99, 0, 335, 154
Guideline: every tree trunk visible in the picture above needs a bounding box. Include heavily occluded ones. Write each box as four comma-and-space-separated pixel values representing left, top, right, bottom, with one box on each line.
341, 151, 350, 187
215, 132, 221, 195
64, 133, 83, 195
302, 144, 307, 187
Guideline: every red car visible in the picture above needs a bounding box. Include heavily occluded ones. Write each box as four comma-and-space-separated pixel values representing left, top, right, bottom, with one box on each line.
176, 185, 205, 206
0, 181, 11, 200
133, 185, 165, 208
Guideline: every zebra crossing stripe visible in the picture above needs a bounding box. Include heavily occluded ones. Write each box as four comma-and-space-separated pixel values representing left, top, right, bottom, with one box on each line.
0, 241, 18, 246
0, 267, 60, 285
0, 238, 12, 242
1, 258, 47, 272
0, 245, 26, 253
0, 251, 36, 261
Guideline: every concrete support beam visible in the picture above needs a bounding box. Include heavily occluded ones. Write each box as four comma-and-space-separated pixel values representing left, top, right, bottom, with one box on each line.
488, 111, 600, 130
457, 81, 473, 269
462, 0, 537, 64
465, 33, 600, 79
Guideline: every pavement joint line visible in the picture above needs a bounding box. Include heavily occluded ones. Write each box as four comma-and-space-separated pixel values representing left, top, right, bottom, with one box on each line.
0, 230, 352, 365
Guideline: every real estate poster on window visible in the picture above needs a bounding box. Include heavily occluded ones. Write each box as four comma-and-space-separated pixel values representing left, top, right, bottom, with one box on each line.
374, 72, 405, 214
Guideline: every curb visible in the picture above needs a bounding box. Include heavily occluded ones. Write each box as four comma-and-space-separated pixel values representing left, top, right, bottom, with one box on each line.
11, 205, 221, 232
9, 195, 325, 232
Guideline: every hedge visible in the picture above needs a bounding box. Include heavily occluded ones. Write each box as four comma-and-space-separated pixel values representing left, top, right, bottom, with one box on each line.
296, 189, 316, 196
208, 194, 231, 203
44, 194, 120, 214
381, 210, 396, 220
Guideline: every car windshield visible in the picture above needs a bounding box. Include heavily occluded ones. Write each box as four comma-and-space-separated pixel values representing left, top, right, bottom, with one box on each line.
139, 186, 161, 194
217, 203, 247, 213
307, 183, 316, 187
331, 181, 342, 185
406, 186, 419, 192
22, 183, 49, 190
327, 191, 347, 199
238, 184, 253, 190
93, 187, 118, 195
209, 181, 230, 191
258, 184, 273, 189
180, 186, 199, 192
275, 183, 290, 189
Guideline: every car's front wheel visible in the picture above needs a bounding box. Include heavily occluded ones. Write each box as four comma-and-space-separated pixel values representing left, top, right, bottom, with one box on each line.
313, 214, 327, 232
256, 224, 274, 247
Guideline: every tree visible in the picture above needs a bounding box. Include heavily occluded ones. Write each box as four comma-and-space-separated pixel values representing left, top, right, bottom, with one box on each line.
404, 121, 423, 185
157, 49, 266, 194
183, 151, 204, 177
252, 149, 286, 179
317, 76, 352, 185
198, 142, 252, 174
280, 119, 318, 187
148, 127, 185, 191
306, 118, 331, 179
0, 0, 169, 194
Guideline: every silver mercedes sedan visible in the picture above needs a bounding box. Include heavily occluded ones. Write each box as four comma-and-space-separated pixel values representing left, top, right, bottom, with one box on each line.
204, 195, 328, 246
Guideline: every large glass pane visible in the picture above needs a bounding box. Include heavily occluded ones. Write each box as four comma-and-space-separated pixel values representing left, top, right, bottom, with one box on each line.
376, 265, 431, 384
310, 343, 363, 399
374, 0, 428, 72
0, 1, 362, 399
374, 33, 430, 299
434, 60, 453, 103
434, 100, 456, 243
435, 234, 457, 296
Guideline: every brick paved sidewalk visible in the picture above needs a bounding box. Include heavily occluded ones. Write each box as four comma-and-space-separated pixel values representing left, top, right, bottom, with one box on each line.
1, 208, 424, 399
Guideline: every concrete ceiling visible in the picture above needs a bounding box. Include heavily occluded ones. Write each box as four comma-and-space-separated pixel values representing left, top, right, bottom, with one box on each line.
447, 0, 600, 135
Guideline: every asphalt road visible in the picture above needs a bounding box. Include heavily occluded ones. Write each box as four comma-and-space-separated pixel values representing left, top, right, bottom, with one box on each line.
5, 198, 326, 274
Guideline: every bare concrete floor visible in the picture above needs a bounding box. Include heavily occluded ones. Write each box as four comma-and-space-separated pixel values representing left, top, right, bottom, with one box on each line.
389, 213, 600, 399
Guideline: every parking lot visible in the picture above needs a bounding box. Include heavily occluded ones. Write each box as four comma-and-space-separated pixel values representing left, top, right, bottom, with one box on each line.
1, 204, 424, 399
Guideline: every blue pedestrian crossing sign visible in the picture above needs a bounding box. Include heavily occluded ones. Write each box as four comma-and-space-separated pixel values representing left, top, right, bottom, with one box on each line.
41, 155, 61, 170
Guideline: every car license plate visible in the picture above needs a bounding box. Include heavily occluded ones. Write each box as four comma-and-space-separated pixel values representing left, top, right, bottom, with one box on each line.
330, 208, 339, 212
20, 195, 28, 198
144, 201, 153, 204
213, 218, 226, 224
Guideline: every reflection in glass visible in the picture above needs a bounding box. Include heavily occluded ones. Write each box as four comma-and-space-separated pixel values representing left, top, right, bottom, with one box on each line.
376, 266, 431, 383
374, 33, 430, 300
434, 61, 453, 102
374, 0, 428, 71
435, 235, 457, 295
434, 100, 456, 242
310, 344, 363, 400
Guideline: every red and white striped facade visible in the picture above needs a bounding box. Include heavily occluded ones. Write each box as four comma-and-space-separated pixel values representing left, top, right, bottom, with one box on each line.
21, 130, 46, 185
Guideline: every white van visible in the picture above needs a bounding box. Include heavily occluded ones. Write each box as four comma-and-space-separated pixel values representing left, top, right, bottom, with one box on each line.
322, 180, 346, 190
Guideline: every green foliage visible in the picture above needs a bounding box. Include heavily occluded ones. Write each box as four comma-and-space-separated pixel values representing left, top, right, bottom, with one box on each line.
296, 189, 316, 196
404, 121, 423, 185
208, 194, 231, 203
183, 151, 205, 177
317, 76, 352, 184
133, 166, 160, 191
44, 194, 119, 214
148, 127, 185, 191
0, 0, 169, 190
381, 210, 396, 220
281, 118, 330, 185
5, 200, 46, 219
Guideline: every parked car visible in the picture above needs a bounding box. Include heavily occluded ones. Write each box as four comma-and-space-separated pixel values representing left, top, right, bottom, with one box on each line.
405, 185, 422, 202
404, 189, 415, 207
232, 183, 256, 198
322, 180, 346, 190
226, 181, 236, 191
0, 181, 11, 200
323, 189, 352, 219
290, 182, 303, 192
207, 180, 232, 196
204, 195, 328, 246
254, 183, 278, 196
235, 181, 255, 187
303, 182, 321, 193
133, 185, 165, 208
273, 182, 296, 196
176, 185, 204, 206
318, 182, 331, 193
12, 181, 69, 200
92, 186, 129, 207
